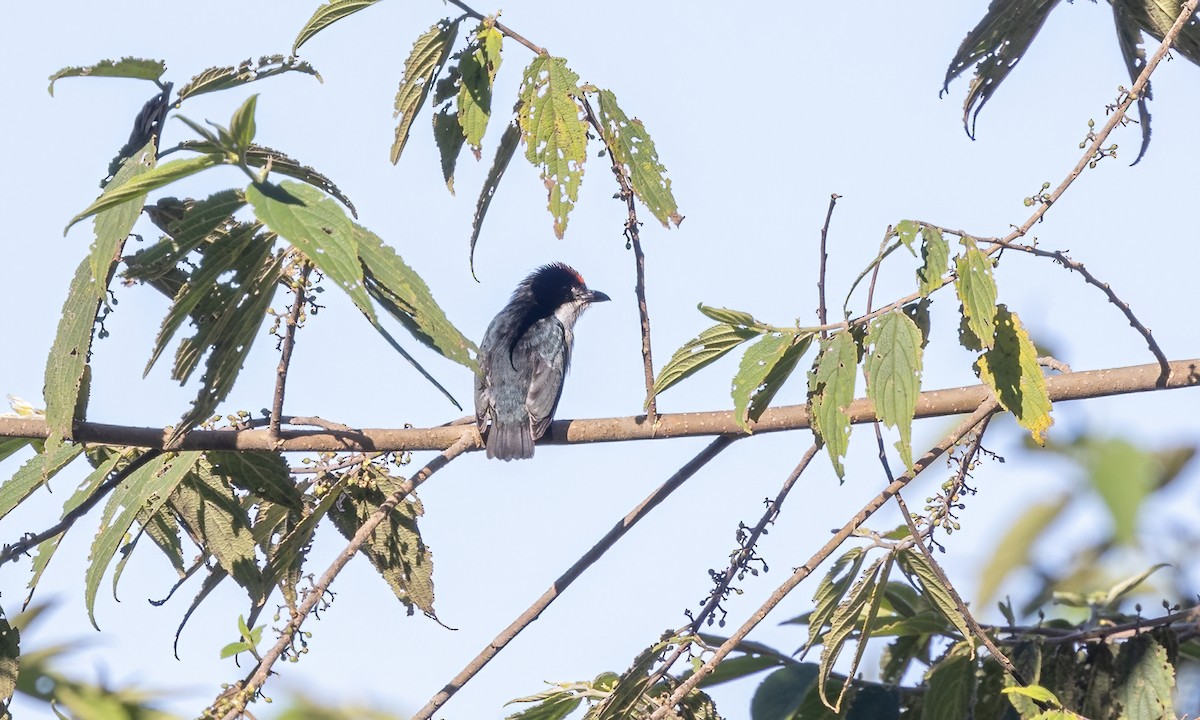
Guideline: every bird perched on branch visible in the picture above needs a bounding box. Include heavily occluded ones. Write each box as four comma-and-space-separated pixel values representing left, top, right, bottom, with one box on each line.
475, 263, 610, 460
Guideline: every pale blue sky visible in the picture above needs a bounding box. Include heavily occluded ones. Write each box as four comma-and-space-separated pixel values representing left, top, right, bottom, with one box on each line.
2, 2, 1199, 718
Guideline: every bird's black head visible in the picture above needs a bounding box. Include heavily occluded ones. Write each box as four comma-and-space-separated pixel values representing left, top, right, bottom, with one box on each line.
520, 262, 611, 312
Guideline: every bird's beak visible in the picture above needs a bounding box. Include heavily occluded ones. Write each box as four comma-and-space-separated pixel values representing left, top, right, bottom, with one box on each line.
588, 289, 611, 303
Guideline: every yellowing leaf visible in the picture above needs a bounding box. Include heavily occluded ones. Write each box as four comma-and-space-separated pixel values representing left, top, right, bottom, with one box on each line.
976, 305, 1053, 443
955, 238, 997, 350
808, 332, 859, 480
865, 311, 923, 470
517, 56, 587, 238
597, 89, 683, 228
458, 25, 503, 156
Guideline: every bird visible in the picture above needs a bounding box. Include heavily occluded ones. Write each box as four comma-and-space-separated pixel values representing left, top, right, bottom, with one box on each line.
475, 263, 610, 460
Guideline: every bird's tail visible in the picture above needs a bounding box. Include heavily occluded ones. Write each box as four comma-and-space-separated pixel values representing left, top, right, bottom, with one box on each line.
486, 421, 535, 461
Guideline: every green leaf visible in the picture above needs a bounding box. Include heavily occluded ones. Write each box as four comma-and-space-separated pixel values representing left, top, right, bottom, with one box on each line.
732, 332, 813, 432
433, 105, 467, 194
208, 452, 300, 510
1104, 563, 1170, 608
846, 685, 899, 720
895, 220, 920, 254
1002, 684, 1061, 706
327, 465, 434, 616
175, 55, 320, 102
47, 57, 166, 96
976, 305, 1053, 444
864, 311, 923, 470
896, 550, 974, 650
1114, 634, 1174, 720
229, 94, 259, 149
697, 304, 760, 328
696, 653, 786, 688
917, 226, 950, 297
583, 636, 674, 720
356, 225, 476, 368
652, 324, 760, 399
517, 56, 588, 239
818, 555, 889, 712
954, 239, 997, 350
921, 647, 973, 720
246, 181, 368, 311
42, 259, 101, 449
505, 692, 582, 720
392, 19, 461, 164
0, 612, 17, 708
125, 190, 249, 284
750, 664, 819, 720
977, 494, 1069, 605
293, 0, 382, 53
470, 122, 521, 278
66, 153, 222, 233
1080, 438, 1157, 546
89, 139, 159, 287
0, 443, 83, 524
596, 89, 683, 228
459, 25, 503, 156
808, 332, 859, 479
85, 452, 199, 629
941, 0, 1061, 138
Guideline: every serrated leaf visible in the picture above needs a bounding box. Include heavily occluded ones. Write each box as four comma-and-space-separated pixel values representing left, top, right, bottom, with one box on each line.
732, 332, 813, 432
392, 19, 461, 164
751, 664, 819, 720
865, 311, 923, 470
1115, 634, 1174, 720
433, 105, 466, 193
808, 332, 859, 479
0, 443, 83, 524
356, 225, 476, 368
328, 465, 434, 615
175, 55, 320, 102
584, 636, 674, 720
459, 25, 503, 156
698, 304, 759, 328
921, 648, 974, 720
88, 139, 158, 289
917, 226, 950, 297
942, 0, 1062, 138
597, 89, 683, 228
505, 693, 582, 720
43, 260, 101, 450
652, 324, 760, 399
0, 612, 17, 707
229, 94, 258, 149
517, 56, 587, 238
697, 653, 786, 689
66, 152, 221, 233
976, 305, 1053, 444
818, 555, 889, 712
293, 0, 382, 53
897, 550, 973, 650
47, 57, 166, 96
977, 494, 1069, 605
800, 547, 867, 656
470, 122, 521, 277
895, 220, 920, 254
954, 239, 997, 350
208, 451, 300, 510
1003, 684, 1061, 705
86, 452, 199, 628
125, 190, 249, 284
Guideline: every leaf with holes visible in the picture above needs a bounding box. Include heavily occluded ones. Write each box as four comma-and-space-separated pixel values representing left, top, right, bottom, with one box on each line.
66, 152, 221, 234
818, 554, 891, 713
976, 305, 1053, 443
392, 19, 460, 164
48, 57, 166, 95
955, 238, 997, 350
597, 89, 682, 228
808, 332, 859, 480
125, 190, 249, 284
732, 332, 813, 432
293, 0, 382, 53
43, 259, 101, 450
1115, 634, 1174, 720
459, 25, 503, 157
433, 105, 466, 193
652, 324, 761, 400
917, 225, 949, 297
895, 219, 920, 254
517, 56, 587, 238
0, 442, 83, 523
176, 55, 320, 102
864, 311, 923, 470
470, 122, 520, 277
86, 139, 158, 288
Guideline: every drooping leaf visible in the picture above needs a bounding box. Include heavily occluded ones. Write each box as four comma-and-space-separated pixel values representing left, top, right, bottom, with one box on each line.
976, 305, 1053, 444
327, 465, 434, 616
800, 547, 867, 656
954, 239, 998, 350
808, 332, 859, 479
750, 664, 819, 720
47, 57, 166, 96
1114, 634, 1174, 720
180, 141, 356, 216
505, 690, 583, 720
470, 122, 521, 277
0, 443, 83, 524
517, 56, 588, 238
263, 475, 348, 605
864, 311, 923, 470
596, 89, 683, 228
392, 19, 461, 164
941, 0, 1063, 138
124, 190, 249, 283
652, 324, 761, 399
88, 139, 158, 289
42, 260, 100, 450
458, 25, 503, 156
175, 55, 320, 102
85, 452, 199, 628
731, 332, 813, 432
433, 105, 467, 194
917, 226, 950, 297
66, 152, 221, 233
977, 494, 1069, 605
208, 451, 300, 510
895, 220, 920, 254
818, 555, 890, 712
293, 0, 383, 54
896, 549, 974, 650
920, 646, 974, 720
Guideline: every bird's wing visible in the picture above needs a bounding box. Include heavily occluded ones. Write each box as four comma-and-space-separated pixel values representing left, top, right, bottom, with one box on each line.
473, 354, 492, 430
522, 319, 568, 440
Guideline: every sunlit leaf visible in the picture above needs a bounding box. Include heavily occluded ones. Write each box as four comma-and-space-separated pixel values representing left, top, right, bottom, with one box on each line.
954, 239, 997, 350
293, 0, 382, 54
66, 153, 220, 233
818, 555, 889, 712
596, 89, 683, 228
652, 324, 760, 399
0, 443, 83, 524
175, 55, 320, 102
808, 332, 859, 479
42, 260, 100, 450
392, 19, 461, 164
896, 550, 973, 651
864, 311, 923, 470
459, 25, 503, 156
732, 332, 812, 432
917, 225, 949, 297
47, 57, 165, 96
697, 304, 760, 328
976, 305, 1053, 443
517, 56, 587, 238
1115, 634, 1174, 720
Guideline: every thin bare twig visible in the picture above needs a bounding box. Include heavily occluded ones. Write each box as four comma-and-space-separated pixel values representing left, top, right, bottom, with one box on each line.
270, 264, 312, 438
650, 399, 1001, 718
816, 194, 840, 334
0, 450, 162, 566
410, 436, 736, 720
211, 435, 474, 720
